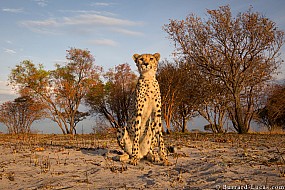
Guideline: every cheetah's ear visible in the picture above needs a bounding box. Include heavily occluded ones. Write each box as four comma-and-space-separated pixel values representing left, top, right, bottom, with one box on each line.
133, 54, 140, 63
153, 53, 160, 61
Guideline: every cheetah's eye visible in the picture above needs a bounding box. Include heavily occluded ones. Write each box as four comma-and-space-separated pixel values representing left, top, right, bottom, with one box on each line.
150, 57, 154, 61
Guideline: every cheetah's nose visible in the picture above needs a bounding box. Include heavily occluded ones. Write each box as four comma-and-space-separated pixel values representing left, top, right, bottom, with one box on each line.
144, 63, 149, 66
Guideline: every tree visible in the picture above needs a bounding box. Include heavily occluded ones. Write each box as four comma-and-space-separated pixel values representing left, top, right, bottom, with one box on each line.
85, 63, 137, 128
195, 72, 230, 133
256, 82, 285, 131
157, 60, 184, 133
164, 5, 284, 133
62, 111, 90, 134
50, 48, 101, 134
157, 59, 228, 133
157, 60, 198, 133
0, 96, 47, 134
171, 102, 198, 133
9, 48, 101, 134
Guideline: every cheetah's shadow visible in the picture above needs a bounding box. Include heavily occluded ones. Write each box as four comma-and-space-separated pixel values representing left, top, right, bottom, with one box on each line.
80, 147, 124, 157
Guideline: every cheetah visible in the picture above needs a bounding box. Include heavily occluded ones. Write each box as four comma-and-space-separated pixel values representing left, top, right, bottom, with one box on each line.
115, 53, 169, 166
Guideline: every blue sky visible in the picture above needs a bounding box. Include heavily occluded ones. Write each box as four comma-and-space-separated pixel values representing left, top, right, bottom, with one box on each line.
1, 0, 285, 133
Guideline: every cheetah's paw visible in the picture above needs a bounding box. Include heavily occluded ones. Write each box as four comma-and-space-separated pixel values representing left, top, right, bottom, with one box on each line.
129, 157, 139, 166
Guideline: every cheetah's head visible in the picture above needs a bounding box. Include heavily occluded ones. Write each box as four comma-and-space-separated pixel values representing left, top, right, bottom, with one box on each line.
133, 53, 160, 78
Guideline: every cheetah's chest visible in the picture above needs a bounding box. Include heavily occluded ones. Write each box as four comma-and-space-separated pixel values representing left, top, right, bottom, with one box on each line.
136, 79, 161, 104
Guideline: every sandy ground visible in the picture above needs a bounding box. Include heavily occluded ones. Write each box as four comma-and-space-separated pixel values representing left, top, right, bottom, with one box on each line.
0, 133, 285, 190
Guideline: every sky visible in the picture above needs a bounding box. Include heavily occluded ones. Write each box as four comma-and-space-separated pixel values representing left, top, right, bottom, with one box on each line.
1, 0, 285, 133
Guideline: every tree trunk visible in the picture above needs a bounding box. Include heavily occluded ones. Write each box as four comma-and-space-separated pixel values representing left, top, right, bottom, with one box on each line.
165, 128, 171, 134
181, 115, 187, 133
55, 120, 67, 134
163, 105, 172, 134
232, 95, 249, 134
69, 114, 75, 135
216, 111, 225, 133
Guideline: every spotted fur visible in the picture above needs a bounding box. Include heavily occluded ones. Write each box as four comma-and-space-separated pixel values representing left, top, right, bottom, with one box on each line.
116, 53, 169, 166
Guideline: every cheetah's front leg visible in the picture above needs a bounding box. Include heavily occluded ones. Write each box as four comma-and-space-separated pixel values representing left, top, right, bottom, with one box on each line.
153, 110, 171, 166
157, 131, 172, 166
115, 127, 132, 162
130, 120, 141, 166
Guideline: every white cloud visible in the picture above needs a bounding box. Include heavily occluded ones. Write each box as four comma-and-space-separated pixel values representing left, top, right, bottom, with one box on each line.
91, 2, 114, 6
58, 9, 117, 17
4, 48, 16, 54
88, 39, 118, 47
20, 19, 60, 34
58, 10, 102, 14
2, 8, 24, 13
20, 14, 143, 31
112, 28, 144, 36
19, 13, 144, 45
21, 18, 58, 27
34, 0, 48, 7
5, 40, 13, 44
63, 14, 143, 26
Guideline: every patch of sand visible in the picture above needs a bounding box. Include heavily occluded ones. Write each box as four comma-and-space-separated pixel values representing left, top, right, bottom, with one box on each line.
0, 134, 284, 189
